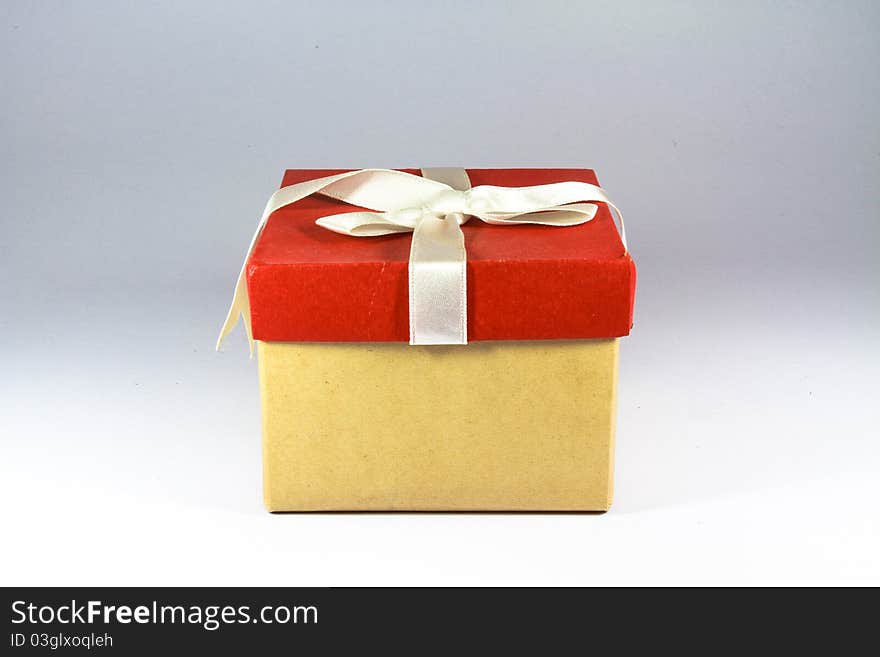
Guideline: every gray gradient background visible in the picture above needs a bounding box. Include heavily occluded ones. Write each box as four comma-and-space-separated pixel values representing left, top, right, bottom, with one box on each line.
2, 1, 878, 585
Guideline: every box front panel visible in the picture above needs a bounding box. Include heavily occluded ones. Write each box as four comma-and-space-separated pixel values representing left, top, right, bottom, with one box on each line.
258, 340, 618, 511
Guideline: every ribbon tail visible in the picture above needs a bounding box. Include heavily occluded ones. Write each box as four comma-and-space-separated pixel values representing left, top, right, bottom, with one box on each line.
408, 213, 468, 345
607, 201, 627, 251
216, 267, 254, 356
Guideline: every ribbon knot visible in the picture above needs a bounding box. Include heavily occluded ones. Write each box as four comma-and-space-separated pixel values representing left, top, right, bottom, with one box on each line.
218, 168, 625, 353
427, 188, 469, 216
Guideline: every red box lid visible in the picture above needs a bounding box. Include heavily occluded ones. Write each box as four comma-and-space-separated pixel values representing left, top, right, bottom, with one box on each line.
247, 169, 636, 342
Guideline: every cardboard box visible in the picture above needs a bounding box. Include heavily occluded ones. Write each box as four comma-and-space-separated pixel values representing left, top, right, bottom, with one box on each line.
260, 339, 618, 511
247, 169, 635, 511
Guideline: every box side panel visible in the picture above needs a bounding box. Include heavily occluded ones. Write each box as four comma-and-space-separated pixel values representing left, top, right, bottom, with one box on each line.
605, 340, 620, 509
257, 345, 273, 511
259, 339, 618, 511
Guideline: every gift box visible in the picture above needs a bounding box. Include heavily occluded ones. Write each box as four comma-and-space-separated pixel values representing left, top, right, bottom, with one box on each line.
220, 168, 635, 511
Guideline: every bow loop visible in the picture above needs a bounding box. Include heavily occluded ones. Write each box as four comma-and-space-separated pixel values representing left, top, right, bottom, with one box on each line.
317, 169, 450, 212
316, 211, 417, 236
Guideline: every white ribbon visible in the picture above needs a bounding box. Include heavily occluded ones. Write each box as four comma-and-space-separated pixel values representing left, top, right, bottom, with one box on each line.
217, 168, 625, 352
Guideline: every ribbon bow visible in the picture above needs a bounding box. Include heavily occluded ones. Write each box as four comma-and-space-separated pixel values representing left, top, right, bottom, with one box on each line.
218, 168, 625, 352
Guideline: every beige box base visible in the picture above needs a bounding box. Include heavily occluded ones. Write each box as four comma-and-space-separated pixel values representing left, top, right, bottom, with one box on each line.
258, 339, 619, 512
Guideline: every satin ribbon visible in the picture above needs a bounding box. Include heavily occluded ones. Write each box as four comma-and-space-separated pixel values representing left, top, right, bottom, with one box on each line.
217, 168, 625, 352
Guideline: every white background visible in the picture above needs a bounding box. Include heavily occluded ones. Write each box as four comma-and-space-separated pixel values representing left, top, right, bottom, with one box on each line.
2, 1, 878, 585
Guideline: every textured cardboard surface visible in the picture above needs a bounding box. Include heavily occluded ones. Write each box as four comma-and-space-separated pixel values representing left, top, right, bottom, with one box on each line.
259, 339, 619, 511
247, 169, 636, 342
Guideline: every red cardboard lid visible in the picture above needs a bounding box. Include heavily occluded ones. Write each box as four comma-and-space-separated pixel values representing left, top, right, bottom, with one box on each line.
247, 169, 636, 342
